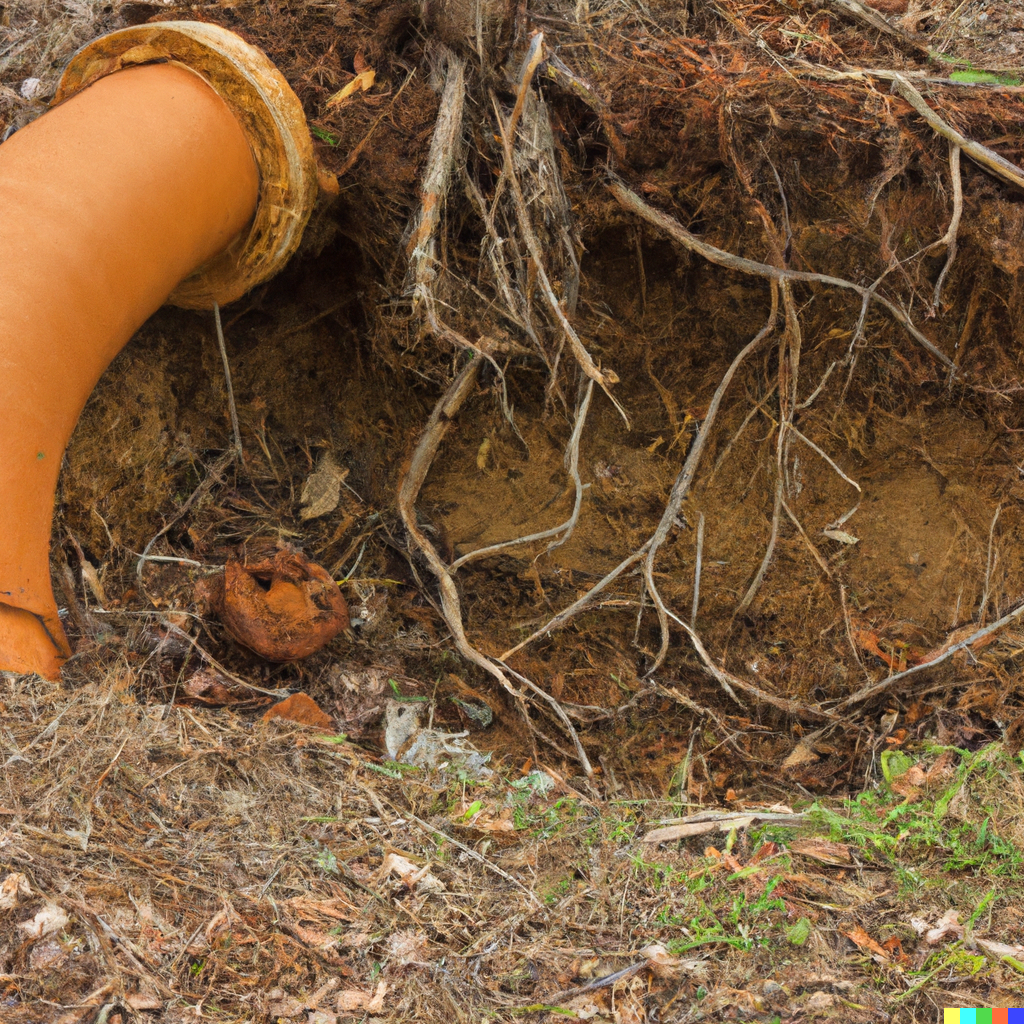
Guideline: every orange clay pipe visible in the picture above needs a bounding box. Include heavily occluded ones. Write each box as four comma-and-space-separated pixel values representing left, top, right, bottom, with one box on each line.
0, 23, 317, 678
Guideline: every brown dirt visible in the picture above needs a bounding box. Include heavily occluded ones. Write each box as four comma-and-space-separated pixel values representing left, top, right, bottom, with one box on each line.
3, 0, 1022, 790
4, 0, 1024, 1018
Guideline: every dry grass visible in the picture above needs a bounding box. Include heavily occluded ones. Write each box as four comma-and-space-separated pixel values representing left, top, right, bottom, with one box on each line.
1, 670, 1024, 1021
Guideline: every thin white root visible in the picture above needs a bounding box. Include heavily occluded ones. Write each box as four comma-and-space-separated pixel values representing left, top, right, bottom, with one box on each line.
398, 358, 594, 775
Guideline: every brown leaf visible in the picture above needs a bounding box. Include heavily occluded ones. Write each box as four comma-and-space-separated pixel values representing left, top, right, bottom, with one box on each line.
842, 924, 888, 959
263, 693, 335, 730
325, 69, 375, 108
790, 838, 852, 865
782, 742, 820, 768
299, 453, 347, 521
336, 980, 386, 1014
923, 909, 962, 945
182, 667, 245, 706
0, 872, 32, 911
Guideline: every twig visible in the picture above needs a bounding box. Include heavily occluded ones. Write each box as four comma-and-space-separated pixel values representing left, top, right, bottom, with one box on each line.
484, 33, 546, 220
213, 301, 243, 461
780, 493, 832, 578
536, 961, 649, 1007
707, 384, 777, 487
406, 50, 466, 300
402, 50, 517, 422
162, 624, 288, 699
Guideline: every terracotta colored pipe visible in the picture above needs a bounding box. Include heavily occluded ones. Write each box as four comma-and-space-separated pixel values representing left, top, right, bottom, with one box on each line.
0, 62, 259, 678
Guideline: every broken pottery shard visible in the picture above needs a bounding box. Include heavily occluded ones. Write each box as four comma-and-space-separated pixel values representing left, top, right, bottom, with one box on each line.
209, 549, 348, 660
263, 692, 335, 730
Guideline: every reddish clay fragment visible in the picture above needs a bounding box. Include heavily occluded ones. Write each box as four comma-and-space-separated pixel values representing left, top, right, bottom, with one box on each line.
218, 551, 349, 661
262, 692, 335, 730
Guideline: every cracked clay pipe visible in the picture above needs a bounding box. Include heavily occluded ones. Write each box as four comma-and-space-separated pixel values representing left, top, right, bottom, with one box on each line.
0, 23, 317, 678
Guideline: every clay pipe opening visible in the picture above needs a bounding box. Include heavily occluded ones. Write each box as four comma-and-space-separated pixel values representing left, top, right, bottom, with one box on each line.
0, 23, 317, 679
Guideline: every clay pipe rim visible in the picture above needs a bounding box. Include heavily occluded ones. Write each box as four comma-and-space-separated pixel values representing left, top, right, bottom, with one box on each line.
52, 20, 318, 309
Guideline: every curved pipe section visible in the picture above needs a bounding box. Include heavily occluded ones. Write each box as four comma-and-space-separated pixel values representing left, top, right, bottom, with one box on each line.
0, 24, 316, 678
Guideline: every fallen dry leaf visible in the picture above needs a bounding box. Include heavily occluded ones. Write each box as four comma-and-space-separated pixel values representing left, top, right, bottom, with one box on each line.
263, 692, 335, 730
388, 929, 429, 965
182, 667, 246, 706
0, 872, 32, 911
267, 989, 304, 1019
924, 909, 962, 945
782, 742, 820, 768
17, 903, 69, 939
325, 68, 375, 108
125, 989, 163, 1011
640, 942, 708, 977
805, 991, 835, 1011
842, 924, 888, 959
380, 853, 444, 893
336, 980, 386, 1014
299, 452, 347, 521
